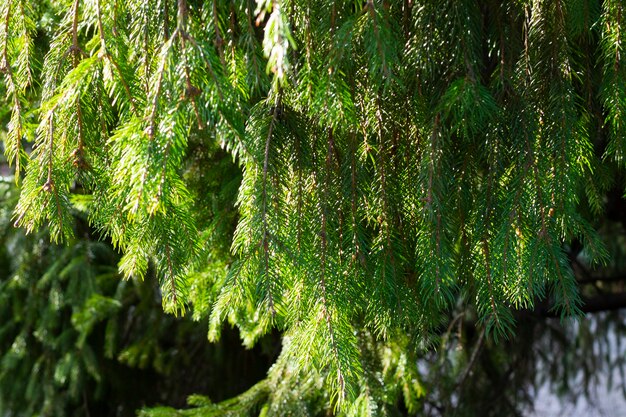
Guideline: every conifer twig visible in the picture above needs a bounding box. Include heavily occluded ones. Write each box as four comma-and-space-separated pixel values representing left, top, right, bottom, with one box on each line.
482, 146, 500, 327
349, 133, 362, 267
184, 34, 224, 102
366, 0, 389, 77
376, 99, 400, 311
133, 28, 178, 215
319, 128, 346, 399
146, 31, 178, 140
1, 1, 25, 175
96, 0, 138, 115
165, 241, 178, 308
177, 6, 203, 131
163, 0, 170, 41
261, 100, 278, 317
426, 114, 442, 297
45, 115, 55, 191
212, 0, 226, 67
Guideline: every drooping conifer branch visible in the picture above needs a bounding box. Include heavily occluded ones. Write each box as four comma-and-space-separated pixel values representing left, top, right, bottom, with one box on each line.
261, 98, 278, 316
481, 150, 500, 329
366, 0, 389, 78
212, 0, 226, 67
318, 127, 347, 401
1, 3, 22, 177
96, 0, 139, 115
165, 240, 177, 307
3, 1, 625, 413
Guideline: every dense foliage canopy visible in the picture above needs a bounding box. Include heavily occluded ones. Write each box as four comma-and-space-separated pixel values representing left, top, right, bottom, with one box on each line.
2, 0, 626, 415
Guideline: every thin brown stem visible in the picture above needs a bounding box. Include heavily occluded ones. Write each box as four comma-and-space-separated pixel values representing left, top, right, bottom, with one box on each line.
213, 0, 226, 67
71, 0, 80, 66
163, 0, 170, 40
455, 326, 486, 389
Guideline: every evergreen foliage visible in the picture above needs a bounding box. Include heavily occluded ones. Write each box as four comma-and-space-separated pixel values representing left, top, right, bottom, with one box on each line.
0, 178, 277, 416
2, 0, 626, 415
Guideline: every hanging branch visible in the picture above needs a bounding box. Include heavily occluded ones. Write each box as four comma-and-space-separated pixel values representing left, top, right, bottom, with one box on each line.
146, 34, 177, 140
44, 115, 55, 193
176, 0, 203, 130
165, 240, 178, 307
365, 0, 389, 78
319, 127, 346, 400
426, 114, 443, 297
212, 0, 226, 67
96, 0, 139, 115
261, 98, 278, 317
375, 98, 400, 313
129, 28, 177, 216
1, 0, 25, 176
4, 2, 624, 414
163, 0, 170, 40
349, 132, 363, 268
481, 146, 501, 329
71, 0, 87, 170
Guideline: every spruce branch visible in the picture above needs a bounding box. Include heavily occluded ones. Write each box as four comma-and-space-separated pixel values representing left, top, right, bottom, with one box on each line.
374, 99, 400, 316
176, 5, 203, 131
4, 2, 626, 414
1, 0, 25, 177
44, 115, 55, 194
163, 0, 170, 41
71, 0, 81, 65
165, 240, 178, 308
70, 0, 86, 171
349, 133, 363, 268
481, 166, 500, 330
261, 97, 278, 317
212, 0, 226, 67
426, 114, 444, 300
183, 34, 225, 102
96, 0, 139, 115
319, 127, 347, 402
245, 1, 263, 88
365, 0, 389, 78
146, 31, 177, 141
549, 244, 574, 315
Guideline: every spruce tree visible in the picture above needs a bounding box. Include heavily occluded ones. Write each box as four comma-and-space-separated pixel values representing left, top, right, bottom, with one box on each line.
2, 0, 626, 415
0, 176, 277, 417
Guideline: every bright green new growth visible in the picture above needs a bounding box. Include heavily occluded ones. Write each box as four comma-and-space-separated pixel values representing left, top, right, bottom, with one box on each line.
1, 0, 623, 412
